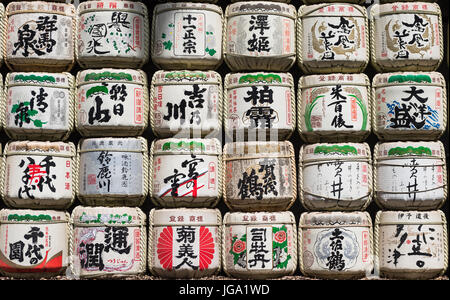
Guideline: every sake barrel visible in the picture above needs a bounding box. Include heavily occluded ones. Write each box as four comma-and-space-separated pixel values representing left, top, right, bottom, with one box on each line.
70, 206, 147, 278
380, 0, 438, 4
302, 0, 365, 3
150, 138, 222, 208
374, 141, 447, 210
0, 209, 70, 278
375, 210, 448, 279
3, 72, 75, 141
223, 211, 297, 279
297, 3, 369, 74
372, 71, 447, 141
4, 1, 75, 72
297, 73, 371, 143
223, 141, 296, 212
150, 70, 222, 138
224, 72, 295, 141
77, 137, 149, 207
1, 141, 76, 210
148, 208, 222, 278
76, 69, 149, 137
76, 1, 149, 69
299, 143, 372, 211
151, 2, 223, 70
370, 2, 443, 72
224, 1, 296, 71
298, 211, 373, 279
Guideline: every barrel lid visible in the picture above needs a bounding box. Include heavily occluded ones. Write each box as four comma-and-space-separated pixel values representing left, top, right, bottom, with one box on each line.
226, 1, 296, 18
223, 141, 293, 156
154, 2, 223, 15
0, 209, 69, 224
370, 2, 441, 17
77, 69, 146, 86
79, 137, 146, 153
299, 73, 369, 89
78, 0, 147, 14
6, 1, 75, 16
376, 210, 446, 226
299, 211, 371, 227
72, 206, 146, 226
152, 138, 221, 155
223, 211, 295, 225
7, 72, 73, 89
301, 143, 371, 162
150, 208, 221, 226
5, 141, 74, 157
226, 72, 293, 88
299, 3, 366, 18
152, 70, 221, 85
375, 141, 444, 159
372, 72, 445, 88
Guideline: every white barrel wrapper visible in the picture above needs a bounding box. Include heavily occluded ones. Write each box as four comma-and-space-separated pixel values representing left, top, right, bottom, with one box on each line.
5, 1, 75, 72
1, 141, 76, 210
375, 210, 448, 279
151, 2, 223, 70
224, 72, 295, 140
76, 69, 148, 137
149, 208, 222, 278
3, 72, 74, 141
298, 211, 373, 279
150, 70, 222, 138
299, 143, 372, 211
223, 211, 297, 279
0, 209, 70, 278
374, 141, 447, 210
70, 206, 147, 278
224, 1, 296, 71
297, 3, 369, 74
150, 138, 222, 208
372, 71, 447, 141
298, 73, 371, 143
370, 2, 443, 72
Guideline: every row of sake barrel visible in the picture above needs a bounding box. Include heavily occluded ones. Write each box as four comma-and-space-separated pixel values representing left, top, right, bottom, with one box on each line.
0, 139, 447, 211
0, 207, 447, 280
0, 1, 445, 73
0, 70, 447, 142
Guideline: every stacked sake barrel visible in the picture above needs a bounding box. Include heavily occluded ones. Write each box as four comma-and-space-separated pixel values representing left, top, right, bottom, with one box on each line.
0, 1, 76, 278
296, 0, 375, 279
148, 0, 224, 278
369, 1, 448, 279
221, 0, 298, 279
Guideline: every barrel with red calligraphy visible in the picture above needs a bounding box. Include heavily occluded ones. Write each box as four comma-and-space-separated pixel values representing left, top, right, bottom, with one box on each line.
148, 208, 222, 278
1, 141, 76, 210
222, 211, 297, 279
76, 0, 149, 69
0, 209, 70, 278
370, 2, 443, 72
70, 206, 147, 278
375, 210, 448, 279
298, 211, 373, 279
4, 1, 76, 72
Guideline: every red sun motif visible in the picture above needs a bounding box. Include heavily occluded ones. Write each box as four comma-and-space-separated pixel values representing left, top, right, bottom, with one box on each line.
157, 226, 173, 270
274, 231, 287, 243
199, 226, 215, 271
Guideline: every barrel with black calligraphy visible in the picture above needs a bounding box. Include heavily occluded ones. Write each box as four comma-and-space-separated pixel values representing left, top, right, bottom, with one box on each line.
76, 1, 149, 69
374, 141, 447, 210
222, 211, 297, 279
372, 71, 447, 141
76, 137, 149, 207
297, 3, 369, 74
224, 72, 295, 141
76, 68, 148, 137
1, 141, 76, 210
3, 72, 75, 141
150, 70, 222, 138
299, 143, 373, 211
0, 209, 70, 278
298, 211, 373, 279
224, 1, 296, 72
70, 206, 147, 278
223, 141, 297, 212
148, 208, 222, 278
150, 138, 222, 208
297, 73, 371, 143
4, 1, 76, 72
374, 210, 448, 279
151, 2, 223, 70
370, 2, 443, 72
